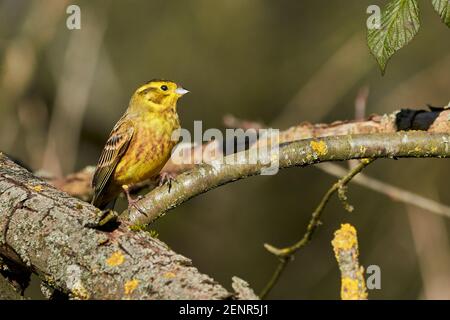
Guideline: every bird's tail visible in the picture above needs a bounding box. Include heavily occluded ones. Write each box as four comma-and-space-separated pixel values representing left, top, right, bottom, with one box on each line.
91, 193, 117, 210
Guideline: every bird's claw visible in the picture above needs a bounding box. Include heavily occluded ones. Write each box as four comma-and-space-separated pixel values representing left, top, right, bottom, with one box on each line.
158, 172, 178, 192
128, 202, 148, 217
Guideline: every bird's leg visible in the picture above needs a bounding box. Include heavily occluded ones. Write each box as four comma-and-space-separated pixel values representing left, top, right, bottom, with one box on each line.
157, 171, 178, 192
122, 184, 144, 202
122, 185, 146, 215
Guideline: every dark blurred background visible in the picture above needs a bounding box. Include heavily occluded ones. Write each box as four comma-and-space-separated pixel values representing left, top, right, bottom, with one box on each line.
0, 0, 449, 299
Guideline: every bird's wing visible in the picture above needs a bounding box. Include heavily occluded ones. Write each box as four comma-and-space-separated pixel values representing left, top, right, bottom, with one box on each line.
92, 118, 134, 203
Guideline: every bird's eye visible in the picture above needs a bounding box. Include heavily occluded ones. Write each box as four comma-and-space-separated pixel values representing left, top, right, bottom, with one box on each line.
161, 85, 168, 91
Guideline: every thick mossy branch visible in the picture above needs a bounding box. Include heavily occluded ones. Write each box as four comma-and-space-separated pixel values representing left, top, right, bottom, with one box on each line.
123, 132, 450, 226
0, 154, 232, 300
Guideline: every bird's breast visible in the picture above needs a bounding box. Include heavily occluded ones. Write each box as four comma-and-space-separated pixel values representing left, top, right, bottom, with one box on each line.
114, 112, 179, 185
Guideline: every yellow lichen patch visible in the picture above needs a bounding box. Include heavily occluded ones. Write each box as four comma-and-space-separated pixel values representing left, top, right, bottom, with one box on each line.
106, 251, 125, 267
33, 185, 43, 192
44, 275, 56, 287
163, 271, 176, 279
71, 283, 90, 300
332, 223, 357, 254
310, 140, 328, 156
341, 277, 361, 300
124, 279, 139, 295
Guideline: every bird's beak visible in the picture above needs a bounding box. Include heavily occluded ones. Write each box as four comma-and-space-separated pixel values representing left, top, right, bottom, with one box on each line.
175, 87, 189, 96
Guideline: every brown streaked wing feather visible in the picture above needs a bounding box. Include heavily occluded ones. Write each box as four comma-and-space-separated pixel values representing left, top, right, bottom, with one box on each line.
91, 119, 134, 204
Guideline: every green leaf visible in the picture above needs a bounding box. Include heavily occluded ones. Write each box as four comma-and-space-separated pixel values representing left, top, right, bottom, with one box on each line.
432, 0, 450, 27
367, 0, 420, 74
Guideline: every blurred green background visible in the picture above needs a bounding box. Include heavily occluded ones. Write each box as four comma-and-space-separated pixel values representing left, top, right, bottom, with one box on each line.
0, 0, 449, 299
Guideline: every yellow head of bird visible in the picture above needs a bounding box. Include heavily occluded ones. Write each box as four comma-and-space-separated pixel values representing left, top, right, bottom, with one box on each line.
131, 79, 189, 112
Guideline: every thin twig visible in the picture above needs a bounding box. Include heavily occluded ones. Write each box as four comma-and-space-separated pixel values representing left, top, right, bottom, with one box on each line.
260, 158, 374, 299
258, 256, 289, 299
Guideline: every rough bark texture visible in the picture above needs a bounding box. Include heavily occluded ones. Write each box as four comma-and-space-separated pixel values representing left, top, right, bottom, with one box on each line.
0, 153, 231, 299
231, 276, 259, 300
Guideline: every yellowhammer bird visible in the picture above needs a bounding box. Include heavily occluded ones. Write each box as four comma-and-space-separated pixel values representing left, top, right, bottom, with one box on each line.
91, 79, 189, 210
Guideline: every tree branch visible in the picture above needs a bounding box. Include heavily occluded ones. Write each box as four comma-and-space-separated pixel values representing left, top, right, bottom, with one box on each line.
1, 108, 449, 300
122, 132, 450, 226
44, 108, 450, 203
0, 153, 237, 299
